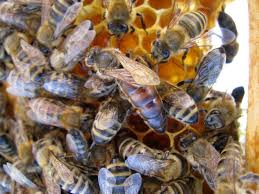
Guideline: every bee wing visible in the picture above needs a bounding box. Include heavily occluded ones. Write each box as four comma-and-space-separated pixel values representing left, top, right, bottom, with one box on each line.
7, 87, 37, 98
103, 69, 140, 86
125, 154, 169, 177
64, 20, 96, 64
98, 168, 115, 194
124, 173, 142, 194
53, 2, 83, 39
111, 49, 160, 85
193, 48, 226, 87
20, 40, 47, 66
49, 152, 74, 184
42, 168, 61, 194
41, 0, 53, 25
3, 163, 38, 189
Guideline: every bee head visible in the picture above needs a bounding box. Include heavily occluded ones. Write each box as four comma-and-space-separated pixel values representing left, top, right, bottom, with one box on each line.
85, 47, 101, 67
205, 109, 225, 130
151, 40, 170, 62
108, 21, 129, 37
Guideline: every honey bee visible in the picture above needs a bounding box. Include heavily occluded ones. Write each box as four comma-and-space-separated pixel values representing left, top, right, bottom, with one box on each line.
27, 97, 90, 130
3, 160, 40, 189
119, 137, 190, 182
218, 8, 239, 63
84, 74, 117, 99
184, 47, 226, 103
204, 87, 244, 130
151, 8, 208, 62
0, 133, 17, 162
158, 81, 199, 125
0, 2, 40, 35
155, 177, 201, 194
33, 137, 97, 194
187, 138, 221, 191
0, 62, 11, 81
66, 128, 89, 165
91, 95, 131, 145
98, 156, 142, 194
104, 0, 146, 37
37, 0, 83, 47
85, 48, 166, 133
42, 71, 88, 100
50, 20, 96, 72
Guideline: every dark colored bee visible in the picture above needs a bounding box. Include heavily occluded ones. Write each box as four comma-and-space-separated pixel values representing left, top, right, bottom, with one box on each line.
98, 156, 142, 194
0, 133, 17, 161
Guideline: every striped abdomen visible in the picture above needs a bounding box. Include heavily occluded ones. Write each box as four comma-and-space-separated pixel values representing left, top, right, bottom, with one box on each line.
0, 133, 17, 160
43, 72, 85, 100
178, 11, 207, 39
106, 157, 132, 193
118, 81, 167, 133
66, 129, 88, 165
49, 165, 95, 194
155, 178, 195, 194
118, 138, 155, 159
49, 0, 75, 28
92, 96, 131, 145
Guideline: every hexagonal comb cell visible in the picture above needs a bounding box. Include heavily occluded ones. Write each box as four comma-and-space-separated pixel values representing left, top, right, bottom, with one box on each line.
127, 113, 150, 133
174, 129, 200, 152
167, 118, 185, 133
134, 7, 157, 30
148, 0, 172, 9
143, 131, 171, 150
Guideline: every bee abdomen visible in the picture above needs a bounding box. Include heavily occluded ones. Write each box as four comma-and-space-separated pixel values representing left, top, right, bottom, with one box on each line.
107, 161, 131, 184
178, 11, 207, 38
0, 134, 17, 158
118, 81, 167, 133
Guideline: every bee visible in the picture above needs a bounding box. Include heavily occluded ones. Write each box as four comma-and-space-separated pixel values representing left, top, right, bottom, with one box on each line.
0, 2, 40, 35
151, 8, 208, 62
91, 95, 131, 145
27, 97, 89, 130
6, 69, 40, 97
183, 47, 226, 103
3, 160, 40, 189
33, 137, 97, 194
104, 0, 146, 37
85, 48, 166, 133
37, 0, 83, 47
0, 171, 12, 193
204, 87, 244, 130
218, 8, 239, 63
157, 81, 199, 125
98, 156, 142, 194
0, 25, 14, 62
204, 131, 230, 153
84, 74, 117, 99
50, 20, 96, 72
155, 177, 201, 194
42, 71, 88, 100
187, 138, 221, 191
0, 61, 10, 81
0, 133, 17, 162
66, 128, 89, 165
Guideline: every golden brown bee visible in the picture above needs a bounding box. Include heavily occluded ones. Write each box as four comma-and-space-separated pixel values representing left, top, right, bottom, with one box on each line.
85, 48, 167, 133
218, 9, 239, 63
91, 95, 131, 145
37, 0, 83, 47
151, 9, 208, 62
27, 97, 89, 130
98, 156, 142, 194
204, 87, 244, 130
50, 20, 96, 72
155, 177, 201, 194
158, 81, 199, 125
181, 47, 226, 103
0, 2, 40, 35
33, 137, 97, 194
187, 138, 221, 191
66, 128, 89, 165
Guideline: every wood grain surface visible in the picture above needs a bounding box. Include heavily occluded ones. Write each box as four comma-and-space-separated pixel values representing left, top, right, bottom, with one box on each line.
246, 0, 259, 173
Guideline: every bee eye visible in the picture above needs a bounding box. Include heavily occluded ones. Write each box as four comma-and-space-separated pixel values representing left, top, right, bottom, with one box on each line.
162, 49, 170, 59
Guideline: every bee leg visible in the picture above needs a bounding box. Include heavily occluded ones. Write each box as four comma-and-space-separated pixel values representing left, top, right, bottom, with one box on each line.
156, 30, 161, 38
136, 13, 148, 34
130, 25, 135, 33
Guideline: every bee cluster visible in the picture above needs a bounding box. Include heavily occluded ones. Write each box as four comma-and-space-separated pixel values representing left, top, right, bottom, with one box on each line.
0, 0, 257, 194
